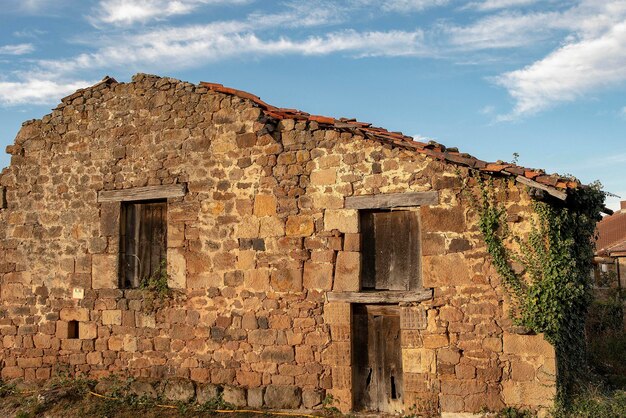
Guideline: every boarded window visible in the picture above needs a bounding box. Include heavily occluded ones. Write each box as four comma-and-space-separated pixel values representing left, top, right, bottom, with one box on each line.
352, 305, 403, 413
361, 210, 420, 290
119, 200, 167, 288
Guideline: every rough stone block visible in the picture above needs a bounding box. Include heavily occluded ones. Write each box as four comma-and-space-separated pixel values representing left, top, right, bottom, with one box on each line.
420, 205, 466, 233
245, 268, 270, 291
237, 216, 260, 238
259, 216, 284, 237
163, 378, 196, 402
254, 195, 277, 217
422, 253, 470, 287
324, 210, 358, 233
60, 307, 89, 322
422, 333, 449, 349
503, 334, 555, 358
501, 381, 556, 407
196, 383, 219, 404
400, 307, 427, 330
285, 215, 315, 237
102, 310, 122, 325
310, 168, 336, 185
247, 387, 265, 408
302, 388, 323, 409
167, 248, 186, 289
129, 380, 157, 398
323, 302, 351, 325
223, 386, 247, 407
79, 323, 97, 340
333, 252, 360, 291
303, 262, 333, 290
91, 254, 118, 289
402, 348, 436, 374
270, 268, 302, 292
264, 385, 302, 409
343, 233, 360, 251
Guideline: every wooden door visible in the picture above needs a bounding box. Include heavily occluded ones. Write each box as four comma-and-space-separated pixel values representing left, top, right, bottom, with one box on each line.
352, 305, 403, 413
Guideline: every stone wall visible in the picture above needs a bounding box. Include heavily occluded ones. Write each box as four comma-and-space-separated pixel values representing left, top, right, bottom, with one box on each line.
0, 74, 556, 413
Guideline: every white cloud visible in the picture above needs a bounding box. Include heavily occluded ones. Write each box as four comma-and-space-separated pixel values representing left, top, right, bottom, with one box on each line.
496, 20, 626, 118
91, 0, 250, 26
381, 0, 449, 12
0, 44, 35, 55
39, 27, 426, 75
465, 0, 541, 11
13, 29, 46, 38
0, 22, 425, 106
0, 77, 93, 105
444, 11, 559, 49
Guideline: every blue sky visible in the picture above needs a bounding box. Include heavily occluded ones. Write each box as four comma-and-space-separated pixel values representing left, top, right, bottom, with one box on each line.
1, 0, 625, 209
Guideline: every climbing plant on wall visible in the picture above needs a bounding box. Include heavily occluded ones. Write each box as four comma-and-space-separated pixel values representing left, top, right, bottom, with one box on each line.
468, 172, 606, 404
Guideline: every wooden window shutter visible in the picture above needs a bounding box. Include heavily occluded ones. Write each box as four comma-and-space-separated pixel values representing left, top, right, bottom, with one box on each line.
119, 200, 167, 288
361, 211, 420, 290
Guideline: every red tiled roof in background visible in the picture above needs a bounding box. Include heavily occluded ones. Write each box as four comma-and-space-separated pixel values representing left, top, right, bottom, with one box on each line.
596, 210, 626, 254
200, 82, 580, 191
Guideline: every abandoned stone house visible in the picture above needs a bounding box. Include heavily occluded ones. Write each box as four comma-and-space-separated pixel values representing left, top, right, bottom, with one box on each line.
0, 73, 575, 415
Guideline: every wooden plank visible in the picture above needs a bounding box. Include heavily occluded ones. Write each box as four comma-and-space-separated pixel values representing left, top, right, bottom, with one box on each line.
373, 315, 384, 411
98, 184, 186, 202
373, 212, 391, 290
360, 212, 376, 289
365, 305, 400, 317
373, 212, 419, 291
352, 306, 372, 411
345, 191, 438, 209
327, 289, 433, 303
381, 314, 403, 413
515, 176, 567, 201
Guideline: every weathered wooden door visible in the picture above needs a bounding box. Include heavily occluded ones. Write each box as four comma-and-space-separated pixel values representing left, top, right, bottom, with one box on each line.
353, 305, 403, 413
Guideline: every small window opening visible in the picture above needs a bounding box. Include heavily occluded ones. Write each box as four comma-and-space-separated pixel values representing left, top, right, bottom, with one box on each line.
360, 210, 420, 291
67, 320, 79, 339
119, 200, 167, 288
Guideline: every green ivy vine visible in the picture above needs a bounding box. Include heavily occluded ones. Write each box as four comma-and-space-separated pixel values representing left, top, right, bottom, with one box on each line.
468, 172, 606, 405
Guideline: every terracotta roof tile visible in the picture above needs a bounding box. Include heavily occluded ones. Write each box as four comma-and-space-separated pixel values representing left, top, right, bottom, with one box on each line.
596, 211, 626, 253
199, 81, 581, 192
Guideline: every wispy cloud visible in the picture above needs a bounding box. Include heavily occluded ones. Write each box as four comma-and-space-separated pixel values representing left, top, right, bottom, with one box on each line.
381, 0, 449, 12
443, 11, 560, 49
0, 44, 35, 55
465, 0, 541, 12
0, 23, 426, 106
496, 20, 626, 118
0, 77, 93, 105
90, 0, 250, 26
13, 29, 47, 38
39, 27, 427, 74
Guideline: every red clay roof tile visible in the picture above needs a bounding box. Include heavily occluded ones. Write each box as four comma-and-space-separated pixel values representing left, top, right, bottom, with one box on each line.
200, 80, 581, 192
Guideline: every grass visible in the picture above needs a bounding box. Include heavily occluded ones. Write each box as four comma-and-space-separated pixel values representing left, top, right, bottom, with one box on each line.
0, 375, 319, 418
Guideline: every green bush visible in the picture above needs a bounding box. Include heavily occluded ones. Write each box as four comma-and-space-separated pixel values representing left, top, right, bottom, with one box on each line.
553, 387, 626, 418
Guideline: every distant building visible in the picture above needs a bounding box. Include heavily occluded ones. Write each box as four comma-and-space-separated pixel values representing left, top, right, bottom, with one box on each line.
594, 201, 626, 289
